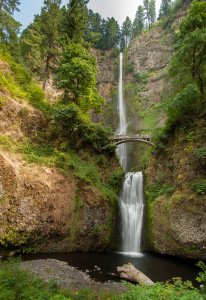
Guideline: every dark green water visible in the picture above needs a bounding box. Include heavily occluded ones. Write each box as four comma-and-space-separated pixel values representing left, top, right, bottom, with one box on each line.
22, 252, 199, 284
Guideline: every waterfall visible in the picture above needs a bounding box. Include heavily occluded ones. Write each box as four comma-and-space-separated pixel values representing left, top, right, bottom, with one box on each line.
120, 172, 144, 254
117, 53, 144, 255
116, 52, 127, 171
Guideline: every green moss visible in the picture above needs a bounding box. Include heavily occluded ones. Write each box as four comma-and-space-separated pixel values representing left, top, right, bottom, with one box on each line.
0, 134, 15, 151
192, 178, 206, 195
147, 183, 175, 201
0, 226, 30, 247
0, 46, 53, 116
0, 96, 6, 107
144, 193, 155, 249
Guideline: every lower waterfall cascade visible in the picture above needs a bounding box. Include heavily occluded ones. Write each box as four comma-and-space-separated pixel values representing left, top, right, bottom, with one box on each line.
120, 172, 144, 255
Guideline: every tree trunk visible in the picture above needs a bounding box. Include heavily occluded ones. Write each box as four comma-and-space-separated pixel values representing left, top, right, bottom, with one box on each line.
117, 263, 154, 285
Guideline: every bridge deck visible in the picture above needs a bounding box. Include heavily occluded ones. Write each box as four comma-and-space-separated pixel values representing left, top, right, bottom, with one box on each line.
112, 134, 152, 140
111, 134, 154, 146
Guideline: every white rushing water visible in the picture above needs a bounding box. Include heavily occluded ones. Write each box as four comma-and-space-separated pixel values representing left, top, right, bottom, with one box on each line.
116, 52, 127, 171
117, 53, 144, 256
120, 172, 144, 254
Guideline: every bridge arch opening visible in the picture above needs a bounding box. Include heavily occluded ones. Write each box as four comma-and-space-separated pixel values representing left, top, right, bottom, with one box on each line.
114, 139, 154, 147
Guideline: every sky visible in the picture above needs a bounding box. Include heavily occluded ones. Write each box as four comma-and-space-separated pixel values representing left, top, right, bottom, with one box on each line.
14, 0, 161, 29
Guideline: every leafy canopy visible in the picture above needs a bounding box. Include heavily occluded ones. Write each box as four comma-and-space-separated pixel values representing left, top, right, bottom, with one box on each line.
170, 1, 206, 96
56, 42, 104, 113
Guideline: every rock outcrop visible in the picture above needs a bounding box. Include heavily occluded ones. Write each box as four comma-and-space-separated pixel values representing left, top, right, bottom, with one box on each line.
127, 26, 172, 107
0, 62, 119, 253
0, 149, 117, 252
146, 118, 206, 259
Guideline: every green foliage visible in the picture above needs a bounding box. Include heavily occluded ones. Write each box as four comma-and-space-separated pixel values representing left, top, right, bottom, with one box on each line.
159, 0, 172, 18
0, 46, 53, 115
152, 128, 168, 152
133, 5, 145, 37
159, 0, 193, 30
192, 179, 206, 195
143, 0, 156, 29
0, 12, 21, 58
52, 103, 115, 153
107, 169, 125, 192
0, 260, 206, 300
62, 0, 89, 42
134, 71, 148, 83
121, 280, 204, 300
196, 261, 206, 295
0, 0, 20, 15
121, 17, 132, 49
193, 147, 206, 169
163, 84, 201, 128
0, 134, 15, 151
21, 0, 62, 87
56, 42, 104, 113
170, 1, 206, 96
147, 183, 175, 200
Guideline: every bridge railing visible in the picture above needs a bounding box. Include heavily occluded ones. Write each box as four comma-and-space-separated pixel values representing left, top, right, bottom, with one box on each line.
112, 134, 152, 141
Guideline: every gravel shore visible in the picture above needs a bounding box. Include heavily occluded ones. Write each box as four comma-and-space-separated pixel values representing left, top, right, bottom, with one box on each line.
21, 259, 125, 292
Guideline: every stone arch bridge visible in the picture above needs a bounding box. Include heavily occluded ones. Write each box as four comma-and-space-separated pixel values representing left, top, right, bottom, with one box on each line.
111, 134, 154, 147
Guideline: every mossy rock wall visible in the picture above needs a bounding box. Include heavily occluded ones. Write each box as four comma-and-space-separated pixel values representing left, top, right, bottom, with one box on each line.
145, 118, 206, 259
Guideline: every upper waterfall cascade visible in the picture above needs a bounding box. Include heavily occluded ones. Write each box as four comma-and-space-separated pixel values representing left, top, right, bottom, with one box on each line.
117, 53, 145, 256
116, 52, 128, 171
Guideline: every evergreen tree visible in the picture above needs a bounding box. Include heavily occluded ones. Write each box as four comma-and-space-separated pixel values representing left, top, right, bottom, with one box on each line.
0, 0, 20, 14
122, 16, 132, 48
148, 0, 156, 27
144, 0, 156, 29
85, 10, 102, 48
62, 0, 89, 41
132, 5, 145, 37
21, 0, 62, 88
0, 0, 21, 56
159, 0, 172, 18
104, 17, 120, 49
170, 1, 206, 96
40, 0, 62, 89
143, 0, 149, 27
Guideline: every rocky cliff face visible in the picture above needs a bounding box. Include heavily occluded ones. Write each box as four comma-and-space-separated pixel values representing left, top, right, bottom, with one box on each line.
146, 118, 206, 259
0, 59, 120, 253
117, 2, 206, 260
0, 148, 117, 252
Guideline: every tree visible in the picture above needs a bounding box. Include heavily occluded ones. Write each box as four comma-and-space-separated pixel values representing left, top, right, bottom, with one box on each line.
148, 0, 156, 27
104, 17, 120, 49
0, 11, 20, 54
170, 1, 206, 96
0, 0, 21, 57
39, 0, 62, 89
133, 5, 145, 37
21, 0, 62, 88
143, 0, 149, 27
0, 0, 20, 14
62, 0, 89, 41
85, 10, 102, 48
122, 16, 132, 48
143, 0, 156, 29
56, 42, 104, 112
159, 0, 172, 18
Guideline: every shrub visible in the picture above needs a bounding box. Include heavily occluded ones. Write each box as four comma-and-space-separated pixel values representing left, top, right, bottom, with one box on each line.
147, 183, 175, 201
193, 147, 206, 160
52, 103, 115, 154
165, 84, 201, 129
192, 179, 206, 195
134, 71, 148, 84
